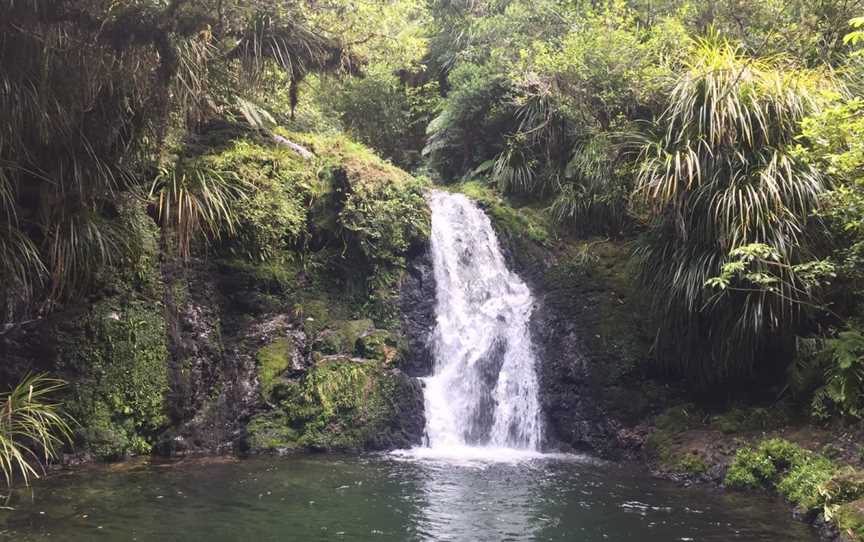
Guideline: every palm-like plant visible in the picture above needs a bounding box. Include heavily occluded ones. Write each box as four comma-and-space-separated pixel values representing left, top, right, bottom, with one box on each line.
634, 38, 831, 382
492, 87, 570, 196
150, 164, 247, 259
0, 374, 73, 488
550, 134, 630, 235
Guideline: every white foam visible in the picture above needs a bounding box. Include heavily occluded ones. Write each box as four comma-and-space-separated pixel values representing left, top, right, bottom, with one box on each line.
388, 446, 596, 469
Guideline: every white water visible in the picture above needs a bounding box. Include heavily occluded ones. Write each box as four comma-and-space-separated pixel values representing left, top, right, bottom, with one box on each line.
410, 190, 543, 459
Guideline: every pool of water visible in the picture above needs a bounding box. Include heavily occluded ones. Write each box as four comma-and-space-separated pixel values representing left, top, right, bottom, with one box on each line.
0, 452, 815, 541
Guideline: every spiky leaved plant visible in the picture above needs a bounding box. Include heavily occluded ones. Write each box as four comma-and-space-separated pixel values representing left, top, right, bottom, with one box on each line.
634, 38, 831, 383
0, 374, 73, 488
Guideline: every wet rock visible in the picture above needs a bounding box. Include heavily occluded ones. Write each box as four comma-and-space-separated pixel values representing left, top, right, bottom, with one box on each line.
493, 230, 655, 457
399, 242, 436, 377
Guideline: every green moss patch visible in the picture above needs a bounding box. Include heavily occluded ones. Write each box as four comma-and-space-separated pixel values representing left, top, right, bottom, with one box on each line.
313, 319, 374, 355
246, 357, 416, 452
257, 338, 297, 402
197, 126, 430, 331
356, 329, 400, 364
724, 437, 864, 521
58, 300, 170, 460
446, 180, 551, 246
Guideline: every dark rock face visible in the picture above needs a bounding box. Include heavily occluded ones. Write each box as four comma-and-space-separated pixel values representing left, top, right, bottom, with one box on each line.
161, 250, 429, 456
367, 371, 426, 450
530, 297, 618, 455
399, 242, 436, 377
159, 259, 263, 456
491, 228, 655, 458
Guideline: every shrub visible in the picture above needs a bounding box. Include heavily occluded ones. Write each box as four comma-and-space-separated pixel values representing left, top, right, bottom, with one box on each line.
635, 38, 830, 383
726, 438, 838, 512
726, 447, 777, 488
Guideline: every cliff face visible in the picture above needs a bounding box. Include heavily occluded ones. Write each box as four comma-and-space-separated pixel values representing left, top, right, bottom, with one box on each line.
0, 127, 432, 461
0, 147, 670, 462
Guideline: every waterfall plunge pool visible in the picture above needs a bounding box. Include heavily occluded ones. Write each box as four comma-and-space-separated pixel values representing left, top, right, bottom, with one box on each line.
1, 453, 816, 541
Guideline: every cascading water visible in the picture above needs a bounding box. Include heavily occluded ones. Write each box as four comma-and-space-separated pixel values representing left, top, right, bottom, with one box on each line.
419, 190, 543, 454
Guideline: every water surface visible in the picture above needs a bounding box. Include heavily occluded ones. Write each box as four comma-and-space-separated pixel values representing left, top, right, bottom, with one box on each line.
0, 453, 815, 541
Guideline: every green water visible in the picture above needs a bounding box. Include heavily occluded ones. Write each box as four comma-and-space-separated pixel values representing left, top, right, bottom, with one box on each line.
0, 453, 815, 541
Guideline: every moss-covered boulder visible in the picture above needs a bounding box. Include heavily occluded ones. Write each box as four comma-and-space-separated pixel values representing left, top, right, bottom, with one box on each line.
245, 356, 423, 453
245, 410, 301, 452
355, 329, 400, 364
257, 337, 301, 402
49, 201, 171, 460
313, 319, 374, 355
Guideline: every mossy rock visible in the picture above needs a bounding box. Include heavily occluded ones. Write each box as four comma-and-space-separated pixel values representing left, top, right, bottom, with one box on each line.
355, 329, 400, 364
246, 410, 301, 452
257, 338, 299, 402
245, 356, 422, 453
313, 319, 374, 355
57, 299, 170, 460
835, 499, 864, 541
712, 406, 791, 434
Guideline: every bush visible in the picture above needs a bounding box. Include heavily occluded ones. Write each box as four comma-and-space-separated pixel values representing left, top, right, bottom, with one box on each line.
726, 447, 777, 488
725, 438, 838, 512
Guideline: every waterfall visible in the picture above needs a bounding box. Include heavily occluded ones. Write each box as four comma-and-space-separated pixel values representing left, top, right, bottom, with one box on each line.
420, 190, 542, 453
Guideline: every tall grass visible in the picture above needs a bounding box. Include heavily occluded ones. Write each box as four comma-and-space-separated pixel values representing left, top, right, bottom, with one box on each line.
150, 165, 248, 259
0, 374, 73, 488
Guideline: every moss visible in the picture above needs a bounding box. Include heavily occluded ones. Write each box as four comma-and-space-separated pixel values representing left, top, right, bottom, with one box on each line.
645, 405, 710, 473
193, 125, 430, 331
313, 319, 374, 355
245, 357, 414, 452
299, 299, 334, 336
675, 452, 709, 475
835, 499, 864, 541
99, 196, 163, 298
713, 406, 791, 434
246, 410, 301, 451
445, 181, 551, 245
356, 329, 399, 364
655, 404, 706, 432
58, 300, 170, 460
257, 338, 296, 402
